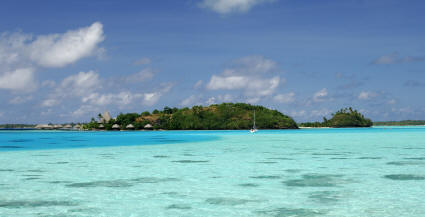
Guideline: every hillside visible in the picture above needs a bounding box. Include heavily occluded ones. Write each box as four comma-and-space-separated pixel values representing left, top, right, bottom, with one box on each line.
300, 107, 372, 128
85, 103, 298, 130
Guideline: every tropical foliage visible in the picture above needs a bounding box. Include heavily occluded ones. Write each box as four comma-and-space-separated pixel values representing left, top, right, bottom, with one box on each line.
84, 103, 298, 130
300, 107, 372, 128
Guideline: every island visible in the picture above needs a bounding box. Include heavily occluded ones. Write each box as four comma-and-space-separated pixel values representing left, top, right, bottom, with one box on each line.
299, 107, 372, 128
84, 103, 298, 130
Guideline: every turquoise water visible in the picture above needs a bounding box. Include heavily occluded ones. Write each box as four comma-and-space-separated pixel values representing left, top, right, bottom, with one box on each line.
1, 127, 425, 216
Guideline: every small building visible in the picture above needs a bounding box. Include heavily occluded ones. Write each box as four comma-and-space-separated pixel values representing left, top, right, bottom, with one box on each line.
35, 124, 53, 130
98, 124, 105, 129
64, 124, 72, 129
112, 124, 120, 130
73, 124, 81, 130
144, 124, 153, 130
126, 124, 135, 130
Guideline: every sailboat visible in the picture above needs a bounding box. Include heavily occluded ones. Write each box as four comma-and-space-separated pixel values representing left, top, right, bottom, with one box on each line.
250, 110, 258, 133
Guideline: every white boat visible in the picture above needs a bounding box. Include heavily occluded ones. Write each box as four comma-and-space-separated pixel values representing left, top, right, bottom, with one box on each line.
250, 110, 258, 133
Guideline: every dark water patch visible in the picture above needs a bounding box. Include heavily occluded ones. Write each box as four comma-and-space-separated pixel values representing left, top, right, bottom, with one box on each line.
238, 183, 259, 187
309, 191, 341, 204
22, 174, 42, 177
67, 139, 87, 142
404, 147, 425, 150
358, 157, 382, 159
39, 137, 51, 139
48, 142, 58, 145
283, 174, 345, 187
267, 157, 294, 160
330, 158, 349, 160
27, 169, 45, 173
250, 175, 281, 179
68, 207, 100, 213
0, 145, 23, 149
131, 177, 179, 183
386, 161, 425, 166
48, 181, 72, 184
183, 153, 196, 156
23, 177, 41, 180
285, 169, 302, 173
312, 153, 346, 156
172, 160, 209, 163
404, 157, 425, 160
66, 180, 133, 188
258, 207, 327, 217
210, 176, 221, 179
153, 155, 169, 158
256, 161, 278, 164
47, 162, 69, 165
0, 169, 14, 172
8, 139, 33, 143
205, 197, 259, 206
0, 200, 78, 208
31, 154, 51, 157
383, 174, 425, 180
166, 204, 192, 210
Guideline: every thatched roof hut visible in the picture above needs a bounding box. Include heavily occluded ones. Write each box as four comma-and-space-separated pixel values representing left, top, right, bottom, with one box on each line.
126, 124, 135, 129
35, 124, 53, 130
112, 124, 120, 130
98, 124, 105, 129
64, 124, 72, 129
144, 124, 153, 129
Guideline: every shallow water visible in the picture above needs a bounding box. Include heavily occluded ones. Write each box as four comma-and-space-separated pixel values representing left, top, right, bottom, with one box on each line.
1, 127, 425, 216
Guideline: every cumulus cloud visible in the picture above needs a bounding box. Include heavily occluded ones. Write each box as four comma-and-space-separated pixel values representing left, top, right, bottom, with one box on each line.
29, 22, 104, 67
9, 95, 33, 105
200, 0, 274, 14
133, 57, 152, 65
372, 52, 425, 65
273, 92, 295, 104
0, 68, 37, 91
358, 91, 378, 100
206, 56, 282, 100
194, 80, 203, 89
125, 68, 155, 83
313, 88, 328, 102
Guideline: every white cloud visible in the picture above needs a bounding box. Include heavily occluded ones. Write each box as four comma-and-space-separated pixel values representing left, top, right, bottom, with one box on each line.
200, 0, 274, 14
133, 57, 152, 65
180, 95, 199, 107
126, 68, 155, 83
313, 88, 328, 102
372, 52, 425, 65
194, 80, 203, 89
273, 92, 295, 104
9, 95, 33, 104
29, 22, 104, 68
206, 56, 282, 100
0, 68, 37, 91
358, 91, 378, 100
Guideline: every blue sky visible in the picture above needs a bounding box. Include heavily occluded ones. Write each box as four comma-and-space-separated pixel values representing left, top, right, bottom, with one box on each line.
0, 0, 424, 123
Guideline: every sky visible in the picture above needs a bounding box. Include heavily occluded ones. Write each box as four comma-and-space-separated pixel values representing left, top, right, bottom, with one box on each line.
0, 0, 425, 123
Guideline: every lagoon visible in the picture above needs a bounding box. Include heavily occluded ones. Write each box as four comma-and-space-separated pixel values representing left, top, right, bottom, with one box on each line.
1, 127, 425, 216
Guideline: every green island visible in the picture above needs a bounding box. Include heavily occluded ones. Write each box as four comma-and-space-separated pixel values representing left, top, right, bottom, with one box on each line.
373, 120, 425, 126
83, 103, 375, 130
299, 107, 373, 128
84, 103, 298, 130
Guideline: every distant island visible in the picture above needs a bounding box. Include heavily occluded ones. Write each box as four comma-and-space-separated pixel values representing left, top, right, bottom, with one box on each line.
299, 107, 372, 128
84, 103, 298, 130
373, 120, 425, 126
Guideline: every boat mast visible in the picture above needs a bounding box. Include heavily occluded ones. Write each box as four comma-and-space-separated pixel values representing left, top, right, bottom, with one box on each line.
253, 110, 256, 129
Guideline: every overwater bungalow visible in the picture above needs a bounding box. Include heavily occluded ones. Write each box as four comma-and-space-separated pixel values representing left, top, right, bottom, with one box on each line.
98, 124, 105, 129
112, 124, 120, 130
126, 124, 135, 130
144, 124, 153, 130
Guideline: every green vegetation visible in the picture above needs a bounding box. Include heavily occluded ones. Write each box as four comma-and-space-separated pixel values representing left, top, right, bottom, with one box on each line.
373, 120, 425, 126
300, 107, 372, 128
0, 124, 35, 129
84, 103, 298, 130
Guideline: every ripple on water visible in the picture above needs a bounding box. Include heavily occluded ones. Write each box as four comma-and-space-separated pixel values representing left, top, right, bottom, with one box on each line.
238, 183, 260, 187
386, 161, 425, 166
0, 169, 14, 172
66, 180, 133, 188
283, 174, 345, 187
8, 139, 33, 143
172, 160, 209, 163
131, 177, 179, 183
257, 207, 327, 217
308, 191, 341, 204
0, 200, 79, 208
0, 146, 23, 149
357, 157, 382, 159
250, 175, 281, 179
205, 197, 260, 206
403, 157, 425, 160
383, 174, 425, 181
153, 155, 169, 158
166, 204, 192, 210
